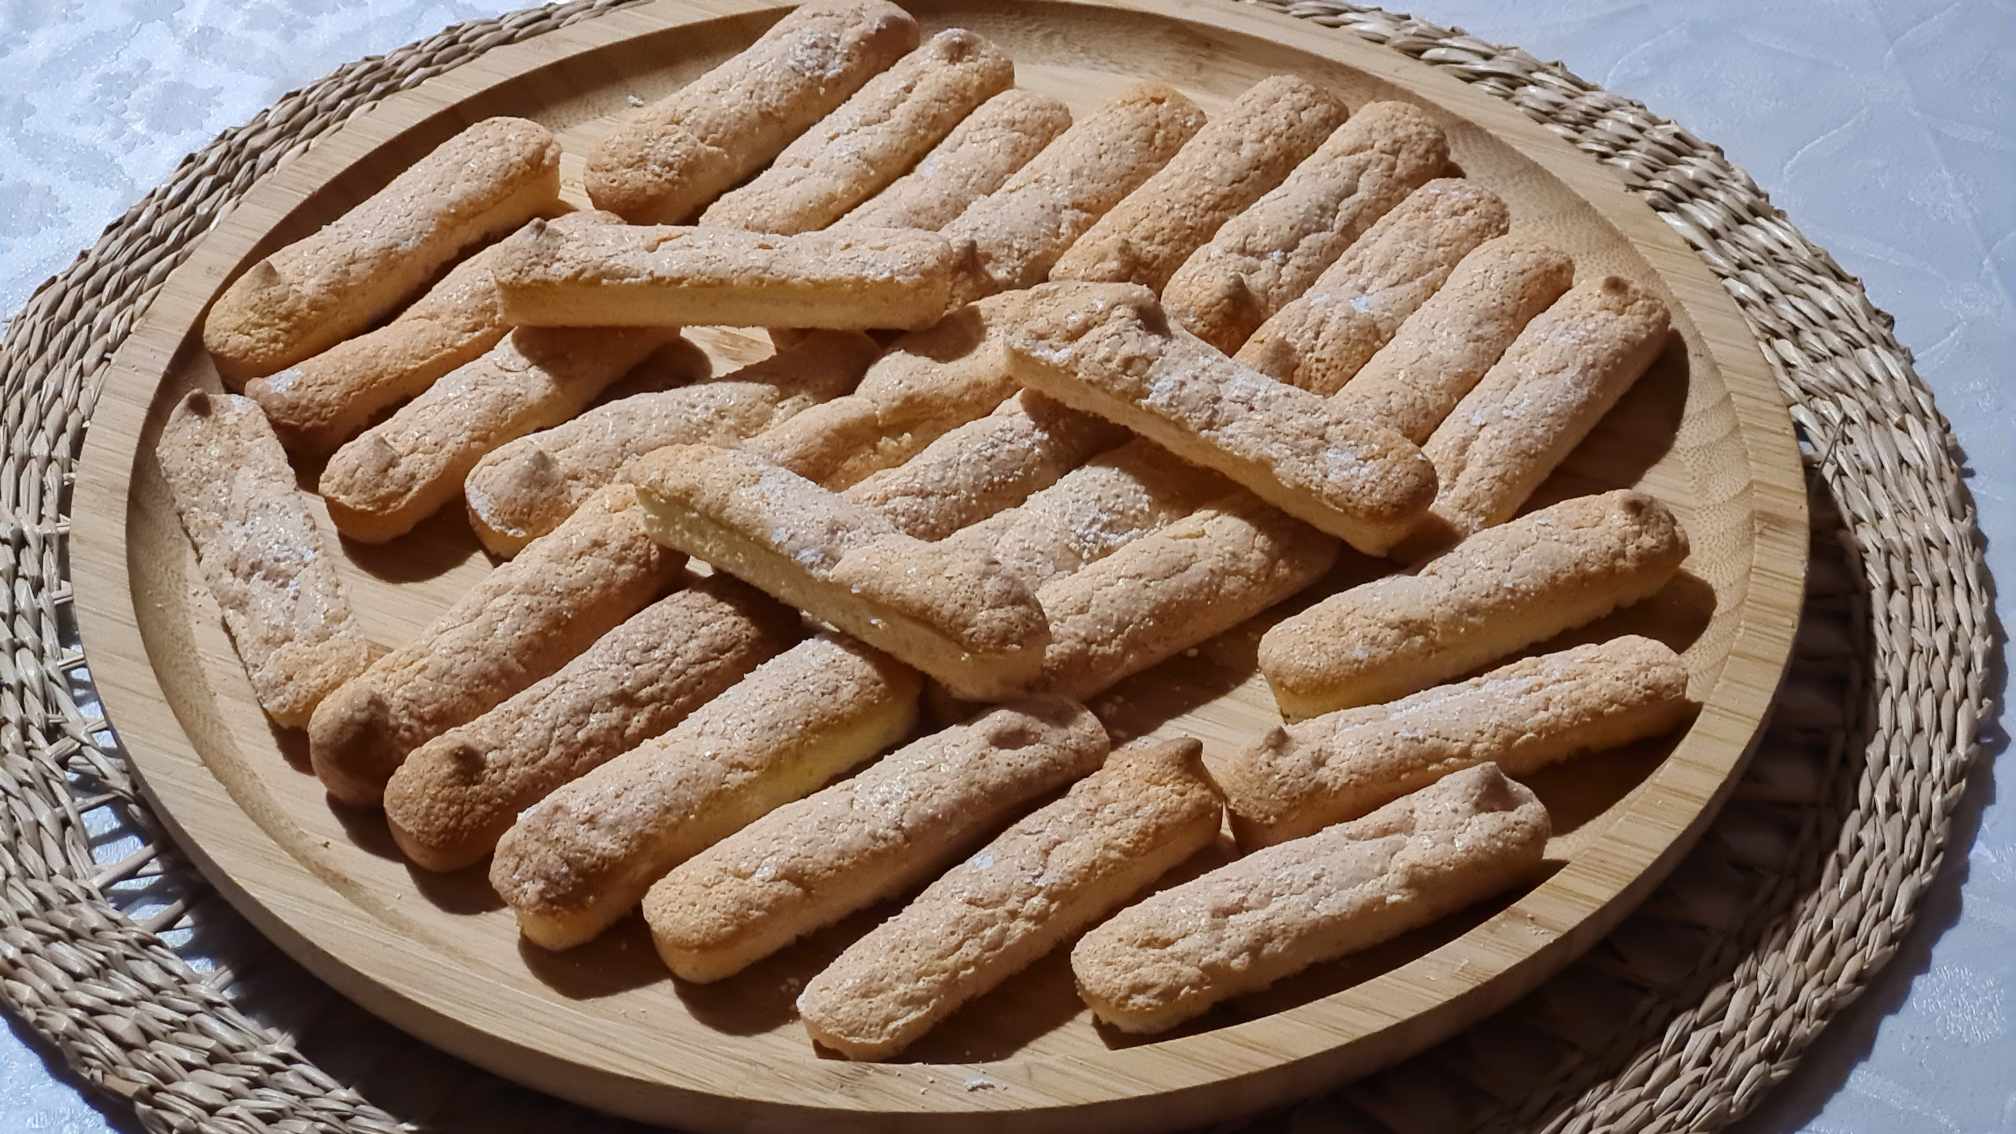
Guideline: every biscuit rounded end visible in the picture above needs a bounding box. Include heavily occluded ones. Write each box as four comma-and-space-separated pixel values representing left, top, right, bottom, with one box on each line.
1253, 628, 1336, 721
1443, 761, 1534, 811
384, 736, 498, 872
1339, 421, 1442, 530
1607, 488, 1692, 565
512, 905, 607, 953
585, 124, 718, 223
1219, 724, 1305, 849
319, 433, 420, 544
489, 811, 629, 952
307, 679, 402, 807
650, 928, 754, 985
203, 261, 298, 383
1069, 931, 1202, 1035
797, 994, 911, 1061
464, 445, 564, 558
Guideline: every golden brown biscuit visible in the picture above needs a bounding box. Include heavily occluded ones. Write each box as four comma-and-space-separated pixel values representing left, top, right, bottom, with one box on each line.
627, 444, 1050, 699
1051, 76, 1346, 291
318, 326, 672, 544
1337, 235, 1574, 443
585, 0, 917, 222
307, 485, 681, 806
1404, 275, 1672, 556
1220, 636, 1691, 848
700, 29, 1014, 234
644, 697, 1108, 982
798, 737, 1221, 1059
839, 89, 1071, 232
383, 575, 798, 872
745, 293, 1025, 488
156, 392, 377, 728
1003, 281, 1437, 554
464, 331, 878, 556
490, 634, 920, 949
939, 440, 1223, 590
243, 210, 619, 456
1034, 493, 1340, 701
942, 83, 1205, 302
491, 223, 971, 331
1260, 490, 1688, 719
203, 117, 560, 381
843, 390, 1126, 540
1235, 178, 1512, 395
1163, 101, 1448, 353
1072, 763, 1549, 1033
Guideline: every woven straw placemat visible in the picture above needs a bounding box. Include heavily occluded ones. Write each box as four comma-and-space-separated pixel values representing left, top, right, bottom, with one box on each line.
0, 2, 1992, 1131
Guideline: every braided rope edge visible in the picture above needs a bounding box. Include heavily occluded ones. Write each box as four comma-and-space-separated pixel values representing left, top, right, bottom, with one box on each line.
0, 2, 1991, 1132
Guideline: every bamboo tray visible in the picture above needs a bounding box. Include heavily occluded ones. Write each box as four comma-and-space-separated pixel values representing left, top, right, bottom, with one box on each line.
70, 1, 1808, 1130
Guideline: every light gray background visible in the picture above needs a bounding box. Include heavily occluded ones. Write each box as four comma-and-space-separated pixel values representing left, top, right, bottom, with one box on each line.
1, 1, 2008, 1131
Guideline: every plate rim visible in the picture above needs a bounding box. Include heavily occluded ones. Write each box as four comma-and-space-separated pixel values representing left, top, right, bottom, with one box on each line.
70, 0, 1810, 1127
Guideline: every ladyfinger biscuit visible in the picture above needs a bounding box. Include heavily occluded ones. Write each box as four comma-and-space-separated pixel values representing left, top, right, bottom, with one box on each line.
384, 575, 798, 872
1163, 102, 1449, 353
1235, 178, 1512, 395
844, 390, 1126, 540
799, 737, 1221, 1059
942, 83, 1206, 302
1260, 491, 1689, 720
1003, 281, 1437, 555
1035, 493, 1339, 701
839, 89, 1071, 232
1407, 276, 1672, 551
1073, 763, 1548, 1034
204, 117, 560, 381
492, 223, 970, 332
700, 30, 1014, 234
156, 392, 376, 728
307, 485, 681, 806
1338, 236, 1574, 443
586, 0, 918, 222
1051, 76, 1347, 291
1219, 636, 1691, 849
464, 331, 878, 556
243, 211, 619, 455
745, 293, 1025, 489
628, 444, 1050, 699
940, 440, 1222, 590
318, 326, 672, 543
645, 697, 1108, 982
492, 635, 920, 950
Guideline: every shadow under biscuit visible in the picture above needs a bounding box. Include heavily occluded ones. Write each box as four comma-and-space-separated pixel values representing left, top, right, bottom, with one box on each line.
597, 334, 715, 402
1521, 716, 1696, 841
1089, 630, 1269, 748
518, 913, 666, 1001
402, 858, 505, 916
325, 797, 405, 863
266, 717, 314, 775
342, 501, 487, 583
676, 902, 888, 1040
898, 946, 1088, 1064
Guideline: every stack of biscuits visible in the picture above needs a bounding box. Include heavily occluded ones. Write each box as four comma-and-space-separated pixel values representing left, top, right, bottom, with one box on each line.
162, 0, 1700, 1058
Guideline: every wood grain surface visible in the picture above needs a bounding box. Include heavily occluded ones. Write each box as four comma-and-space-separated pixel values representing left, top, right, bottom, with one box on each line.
69, 1, 1808, 1130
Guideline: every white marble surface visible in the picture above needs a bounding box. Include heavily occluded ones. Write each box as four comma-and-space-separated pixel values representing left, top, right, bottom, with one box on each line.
1, 1, 2008, 1131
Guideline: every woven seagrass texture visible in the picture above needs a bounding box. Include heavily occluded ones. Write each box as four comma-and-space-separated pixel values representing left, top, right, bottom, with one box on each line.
0, 2, 1991, 1133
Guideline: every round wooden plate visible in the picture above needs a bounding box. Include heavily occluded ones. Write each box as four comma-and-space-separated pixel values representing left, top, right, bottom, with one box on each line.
72, 1, 1808, 1129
